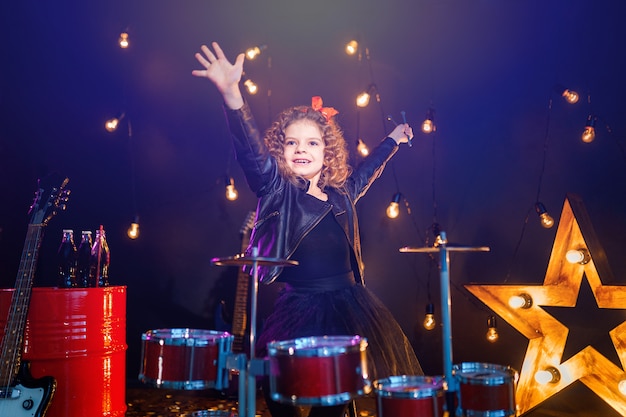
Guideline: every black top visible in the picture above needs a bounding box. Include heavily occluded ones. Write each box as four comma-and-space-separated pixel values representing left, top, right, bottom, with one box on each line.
279, 207, 354, 292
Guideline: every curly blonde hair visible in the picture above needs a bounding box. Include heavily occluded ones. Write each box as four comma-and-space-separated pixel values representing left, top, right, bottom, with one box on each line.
264, 106, 351, 190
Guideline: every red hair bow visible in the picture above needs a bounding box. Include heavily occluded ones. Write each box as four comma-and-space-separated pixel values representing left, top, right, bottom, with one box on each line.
311, 96, 339, 122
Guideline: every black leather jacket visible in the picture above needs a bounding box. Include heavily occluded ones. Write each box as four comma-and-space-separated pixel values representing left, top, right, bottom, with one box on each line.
225, 102, 399, 285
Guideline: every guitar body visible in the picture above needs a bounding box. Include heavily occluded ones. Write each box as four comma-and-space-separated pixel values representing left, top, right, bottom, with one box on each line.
0, 361, 55, 417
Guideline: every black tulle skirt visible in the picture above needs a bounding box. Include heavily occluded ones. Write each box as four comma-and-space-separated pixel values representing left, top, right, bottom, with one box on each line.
256, 283, 423, 381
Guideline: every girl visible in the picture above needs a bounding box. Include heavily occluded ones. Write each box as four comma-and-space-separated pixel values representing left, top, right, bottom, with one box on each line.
193, 42, 423, 417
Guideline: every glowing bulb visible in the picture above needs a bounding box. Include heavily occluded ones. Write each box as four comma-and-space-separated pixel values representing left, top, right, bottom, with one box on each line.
118, 32, 129, 49
105, 113, 125, 133
581, 115, 596, 143
127, 221, 139, 239
508, 293, 533, 309
423, 303, 436, 330
582, 127, 595, 143
535, 202, 555, 228
534, 367, 560, 385
345, 40, 359, 56
244, 79, 258, 95
225, 177, 238, 201
386, 193, 402, 219
421, 108, 436, 134
356, 91, 371, 108
618, 379, 626, 395
105, 118, 119, 132
562, 89, 579, 104
356, 139, 369, 157
421, 119, 434, 134
486, 316, 499, 342
566, 248, 590, 264
245, 45, 267, 60
386, 202, 400, 219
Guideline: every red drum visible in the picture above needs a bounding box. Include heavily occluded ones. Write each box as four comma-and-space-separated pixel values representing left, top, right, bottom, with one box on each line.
267, 335, 371, 406
139, 328, 233, 390
374, 375, 446, 417
453, 362, 518, 417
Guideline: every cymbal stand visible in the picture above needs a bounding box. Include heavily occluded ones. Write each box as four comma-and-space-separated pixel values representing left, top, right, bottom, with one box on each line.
438, 233, 457, 413
399, 231, 490, 415
212, 247, 298, 417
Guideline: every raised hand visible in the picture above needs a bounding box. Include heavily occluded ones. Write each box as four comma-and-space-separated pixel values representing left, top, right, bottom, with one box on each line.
192, 42, 245, 109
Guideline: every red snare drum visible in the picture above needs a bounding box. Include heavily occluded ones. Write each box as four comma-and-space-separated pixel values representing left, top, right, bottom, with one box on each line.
139, 328, 233, 390
268, 335, 371, 406
453, 362, 518, 417
374, 375, 445, 417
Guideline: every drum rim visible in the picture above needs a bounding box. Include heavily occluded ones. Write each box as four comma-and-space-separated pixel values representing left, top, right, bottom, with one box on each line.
142, 328, 233, 346
267, 335, 367, 357
453, 362, 517, 384
374, 375, 445, 399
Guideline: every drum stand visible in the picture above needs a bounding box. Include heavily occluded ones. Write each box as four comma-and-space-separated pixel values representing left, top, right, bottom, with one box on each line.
400, 231, 489, 415
212, 248, 298, 417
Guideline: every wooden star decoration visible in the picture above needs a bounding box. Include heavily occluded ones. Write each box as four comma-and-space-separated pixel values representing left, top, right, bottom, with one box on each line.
465, 193, 626, 415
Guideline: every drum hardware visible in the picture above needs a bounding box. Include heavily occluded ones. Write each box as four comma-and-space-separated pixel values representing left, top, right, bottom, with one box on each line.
400, 231, 491, 415
211, 249, 298, 417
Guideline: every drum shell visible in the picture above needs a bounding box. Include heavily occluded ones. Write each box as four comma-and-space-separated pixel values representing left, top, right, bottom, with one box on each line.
454, 362, 518, 417
0, 286, 127, 417
139, 328, 233, 390
374, 375, 445, 417
268, 335, 370, 406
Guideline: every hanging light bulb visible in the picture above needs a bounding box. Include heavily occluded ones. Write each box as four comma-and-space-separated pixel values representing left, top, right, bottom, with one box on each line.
356, 91, 371, 108
243, 78, 258, 95
534, 202, 555, 228
356, 139, 369, 157
127, 216, 140, 239
421, 108, 436, 134
618, 379, 626, 395
486, 315, 499, 343
105, 112, 126, 132
423, 303, 436, 330
245, 44, 267, 60
386, 193, 402, 219
118, 32, 129, 49
534, 366, 561, 385
508, 293, 533, 309
554, 84, 579, 104
356, 84, 377, 108
225, 177, 238, 201
565, 248, 591, 264
345, 40, 359, 56
581, 115, 596, 143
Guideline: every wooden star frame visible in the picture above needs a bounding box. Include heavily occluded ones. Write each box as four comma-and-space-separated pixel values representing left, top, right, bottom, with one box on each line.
466, 193, 626, 415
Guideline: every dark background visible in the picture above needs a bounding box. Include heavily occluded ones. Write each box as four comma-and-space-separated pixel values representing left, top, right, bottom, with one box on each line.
1, 1, 625, 415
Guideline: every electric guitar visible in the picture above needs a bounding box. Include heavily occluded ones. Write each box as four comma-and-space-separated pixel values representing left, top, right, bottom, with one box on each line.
0, 175, 69, 416
230, 211, 255, 354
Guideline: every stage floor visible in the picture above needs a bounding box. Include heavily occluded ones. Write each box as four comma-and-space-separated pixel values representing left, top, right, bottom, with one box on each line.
125, 382, 377, 417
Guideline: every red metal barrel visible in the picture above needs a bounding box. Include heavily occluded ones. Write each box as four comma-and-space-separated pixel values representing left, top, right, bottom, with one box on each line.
0, 286, 127, 417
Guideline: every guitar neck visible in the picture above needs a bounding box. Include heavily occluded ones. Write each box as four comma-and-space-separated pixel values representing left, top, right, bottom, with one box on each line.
0, 224, 44, 386
230, 234, 251, 353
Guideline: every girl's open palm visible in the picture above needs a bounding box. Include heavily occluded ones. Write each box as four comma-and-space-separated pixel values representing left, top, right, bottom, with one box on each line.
192, 42, 244, 96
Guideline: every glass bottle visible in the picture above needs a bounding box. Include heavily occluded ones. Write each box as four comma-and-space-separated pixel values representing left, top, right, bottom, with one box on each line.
90, 226, 110, 287
57, 229, 77, 288
77, 230, 93, 288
